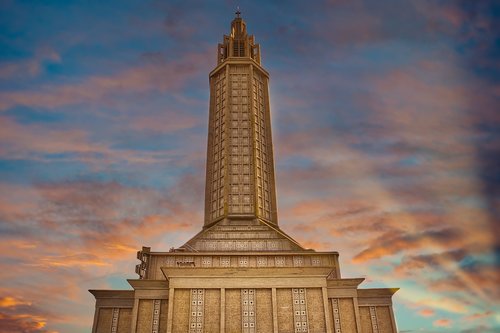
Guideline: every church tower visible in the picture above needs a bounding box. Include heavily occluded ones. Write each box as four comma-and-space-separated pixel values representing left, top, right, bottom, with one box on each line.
204, 10, 277, 226
89, 12, 400, 333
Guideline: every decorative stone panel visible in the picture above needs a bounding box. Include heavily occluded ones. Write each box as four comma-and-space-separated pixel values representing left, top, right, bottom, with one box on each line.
152, 300, 161, 333
242, 289, 256, 333
111, 308, 119, 333
189, 289, 205, 333
332, 299, 341, 333
292, 288, 309, 333
370, 306, 379, 333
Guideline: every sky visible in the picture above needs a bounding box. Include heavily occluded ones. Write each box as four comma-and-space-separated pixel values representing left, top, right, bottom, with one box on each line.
0, 0, 498, 332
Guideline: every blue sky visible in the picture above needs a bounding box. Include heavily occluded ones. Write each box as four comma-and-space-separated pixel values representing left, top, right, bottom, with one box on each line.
0, 1, 498, 332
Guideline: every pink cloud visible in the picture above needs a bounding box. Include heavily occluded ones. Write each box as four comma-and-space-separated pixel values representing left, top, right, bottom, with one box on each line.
0, 47, 60, 79
418, 308, 435, 317
0, 49, 211, 111
434, 318, 452, 327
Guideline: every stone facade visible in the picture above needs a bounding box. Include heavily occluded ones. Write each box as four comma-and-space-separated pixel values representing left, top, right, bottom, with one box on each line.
89, 12, 399, 333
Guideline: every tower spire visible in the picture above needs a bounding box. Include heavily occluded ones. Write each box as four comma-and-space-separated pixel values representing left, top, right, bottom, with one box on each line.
217, 11, 261, 64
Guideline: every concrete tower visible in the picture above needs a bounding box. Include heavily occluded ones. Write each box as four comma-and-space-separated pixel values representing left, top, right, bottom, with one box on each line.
204, 11, 277, 227
89, 12, 400, 333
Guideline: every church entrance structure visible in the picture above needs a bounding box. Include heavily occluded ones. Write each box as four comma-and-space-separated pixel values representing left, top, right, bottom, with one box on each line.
90, 12, 399, 333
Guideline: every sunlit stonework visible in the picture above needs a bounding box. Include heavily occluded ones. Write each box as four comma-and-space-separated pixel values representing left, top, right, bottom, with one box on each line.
90, 12, 399, 333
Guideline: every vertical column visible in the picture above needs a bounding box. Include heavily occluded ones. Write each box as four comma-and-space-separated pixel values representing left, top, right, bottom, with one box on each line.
91, 305, 99, 333
272, 288, 278, 333
389, 305, 398, 333
131, 298, 140, 333
353, 297, 362, 333
322, 288, 333, 333
166, 289, 175, 333
220, 288, 226, 333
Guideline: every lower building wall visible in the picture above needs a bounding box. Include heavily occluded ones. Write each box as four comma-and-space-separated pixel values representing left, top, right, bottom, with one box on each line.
172, 289, 190, 333
95, 307, 132, 333
225, 289, 242, 333
307, 288, 326, 333
256, 289, 273, 333
358, 306, 395, 333
117, 308, 132, 333
90, 288, 397, 333
136, 300, 153, 333
96, 308, 112, 333
204, 289, 220, 333
277, 288, 294, 333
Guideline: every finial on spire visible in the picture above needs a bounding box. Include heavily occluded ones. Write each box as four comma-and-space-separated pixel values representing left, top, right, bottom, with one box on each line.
235, 6, 241, 18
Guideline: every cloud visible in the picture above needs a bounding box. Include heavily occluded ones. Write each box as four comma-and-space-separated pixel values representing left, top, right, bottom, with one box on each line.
0, 313, 52, 333
0, 297, 32, 308
419, 308, 435, 317
0, 50, 211, 111
434, 318, 452, 327
464, 311, 495, 321
0, 47, 60, 79
395, 250, 468, 276
352, 228, 463, 263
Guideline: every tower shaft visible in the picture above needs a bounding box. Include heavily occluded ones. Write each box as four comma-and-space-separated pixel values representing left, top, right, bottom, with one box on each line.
204, 16, 278, 227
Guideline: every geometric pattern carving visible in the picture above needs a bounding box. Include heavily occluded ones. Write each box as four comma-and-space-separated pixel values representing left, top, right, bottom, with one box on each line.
369, 306, 379, 333
241, 289, 256, 333
220, 256, 231, 267
152, 300, 161, 333
165, 256, 175, 267
239, 256, 249, 267
189, 289, 204, 333
311, 257, 321, 266
292, 288, 309, 333
257, 256, 267, 267
111, 308, 119, 333
332, 299, 342, 333
201, 256, 212, 267
275, 256, 285, 267
293, 256, 304, 267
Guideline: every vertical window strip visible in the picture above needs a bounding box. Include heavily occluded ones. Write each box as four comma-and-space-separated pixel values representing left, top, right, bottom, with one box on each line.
189, 289, 204, 333
152, 300, 161, 333
369, 306, 379, 333
111, 308, 119, 333
331, 298, 342, 333
292, 288, 309, 333
242, 289, 256, 333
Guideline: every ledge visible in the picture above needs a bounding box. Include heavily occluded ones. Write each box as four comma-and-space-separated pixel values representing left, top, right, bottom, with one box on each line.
358, 288, 399, 297
88, 290, 134, 299
161, 267, 333, 280
326, 278, 365, 289
127, 279, 169, 290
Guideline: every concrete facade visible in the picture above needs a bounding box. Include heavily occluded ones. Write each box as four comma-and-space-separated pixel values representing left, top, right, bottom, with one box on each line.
89, 12, 399, 333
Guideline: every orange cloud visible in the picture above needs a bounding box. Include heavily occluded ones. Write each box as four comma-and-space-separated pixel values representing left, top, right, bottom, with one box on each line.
0, 297, 32, 308
0, 313, 49, 333
418, 308, 435, 317
433, 318, 452, 327
464, 311, 494, 321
